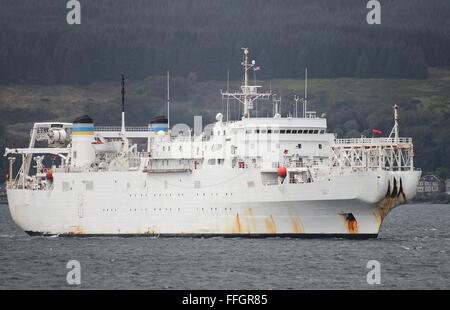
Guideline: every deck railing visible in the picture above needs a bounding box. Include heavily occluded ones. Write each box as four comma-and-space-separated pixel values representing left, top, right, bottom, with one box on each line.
334, 137, 412, 145
94, 126, 148, 132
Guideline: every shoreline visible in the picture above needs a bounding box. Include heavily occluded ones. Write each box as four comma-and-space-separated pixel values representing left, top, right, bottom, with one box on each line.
411, 193, 450, 205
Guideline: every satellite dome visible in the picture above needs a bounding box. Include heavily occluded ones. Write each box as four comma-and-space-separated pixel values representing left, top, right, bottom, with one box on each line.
216, 113, 223, 122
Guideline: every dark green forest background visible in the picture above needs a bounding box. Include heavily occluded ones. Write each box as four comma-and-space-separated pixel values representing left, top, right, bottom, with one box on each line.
0, 0, 449, 181
1, 0, 450, 84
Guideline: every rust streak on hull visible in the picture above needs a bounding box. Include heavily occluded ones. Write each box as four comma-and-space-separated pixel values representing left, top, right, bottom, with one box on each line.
377, 178, 408, 229
68, 225, 84, 236
264, 215, 277, 234
340, 213, 358, 234
235, 213, 242, 233
347, 219, 358, 234
244, 208, 257, 232
290, 216, 304, 234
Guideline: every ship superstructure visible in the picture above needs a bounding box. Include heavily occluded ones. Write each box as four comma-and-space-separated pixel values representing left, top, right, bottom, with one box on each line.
4, 49, 421, 237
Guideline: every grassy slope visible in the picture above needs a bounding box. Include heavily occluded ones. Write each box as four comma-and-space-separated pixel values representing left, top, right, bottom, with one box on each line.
276, 68, 450, 113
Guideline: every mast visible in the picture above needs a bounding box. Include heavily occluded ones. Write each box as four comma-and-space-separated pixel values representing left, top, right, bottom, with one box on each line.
167, 70, 170, 128
388, 104, 400, 143
226, 69, 230, 122
243, 48, 250, 118
394, 104, 399, 143
121, 74, 125, 134
221, 48, 271, 119
8, 157, 15, 188
304, 68, 308, 118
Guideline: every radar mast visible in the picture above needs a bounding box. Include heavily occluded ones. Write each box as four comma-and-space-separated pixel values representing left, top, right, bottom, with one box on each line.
221, 48, 271, 119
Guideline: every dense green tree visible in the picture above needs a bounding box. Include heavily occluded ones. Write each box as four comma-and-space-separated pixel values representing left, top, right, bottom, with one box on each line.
1, 0, 448, 85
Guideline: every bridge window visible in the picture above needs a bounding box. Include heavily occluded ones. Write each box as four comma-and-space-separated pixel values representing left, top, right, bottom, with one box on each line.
319, 144, 322, 149
313, 130, 319, 134
208, 159, 216, 165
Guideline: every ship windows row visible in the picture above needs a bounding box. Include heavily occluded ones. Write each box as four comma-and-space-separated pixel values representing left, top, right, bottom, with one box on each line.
245, 129, 325, 134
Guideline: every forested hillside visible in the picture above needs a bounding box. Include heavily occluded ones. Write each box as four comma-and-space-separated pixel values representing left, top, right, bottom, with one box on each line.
1, 0, 450, 84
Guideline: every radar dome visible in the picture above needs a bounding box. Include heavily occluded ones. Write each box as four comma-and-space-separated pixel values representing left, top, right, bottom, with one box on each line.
216, 113, 223, 122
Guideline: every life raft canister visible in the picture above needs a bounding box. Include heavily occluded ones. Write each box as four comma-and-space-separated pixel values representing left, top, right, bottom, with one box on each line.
277, 166, 287, 178
46, 171, 54, 182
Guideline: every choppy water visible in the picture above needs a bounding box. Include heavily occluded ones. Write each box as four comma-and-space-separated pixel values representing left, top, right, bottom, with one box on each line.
0, 200, 449, 289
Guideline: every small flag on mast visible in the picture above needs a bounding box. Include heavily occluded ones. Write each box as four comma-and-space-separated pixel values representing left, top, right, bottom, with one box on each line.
372, 129, 383, 135
253, 65, 261, 71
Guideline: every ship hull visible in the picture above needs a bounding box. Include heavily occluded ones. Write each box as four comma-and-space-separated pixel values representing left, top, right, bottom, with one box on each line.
6, 169, 421, 238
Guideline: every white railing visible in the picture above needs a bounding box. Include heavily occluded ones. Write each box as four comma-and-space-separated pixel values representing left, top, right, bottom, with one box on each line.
94, 126, 148, 132
334, 137, 412, 145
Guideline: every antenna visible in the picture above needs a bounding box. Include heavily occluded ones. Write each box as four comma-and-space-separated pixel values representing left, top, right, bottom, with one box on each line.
304, 68, 308, 118
305, 68, 308, 101
121, 74, 125, 134
394, 104, 399, 142
221, 48, 271, 119
226, 69, 230, 122
243, 47, 250, 118
294, 95, 299, 118
167, 70, 170, 129
253, 66, 257, 117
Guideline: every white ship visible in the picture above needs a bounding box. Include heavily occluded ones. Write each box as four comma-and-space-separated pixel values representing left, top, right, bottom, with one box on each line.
4, 49, 421, 238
